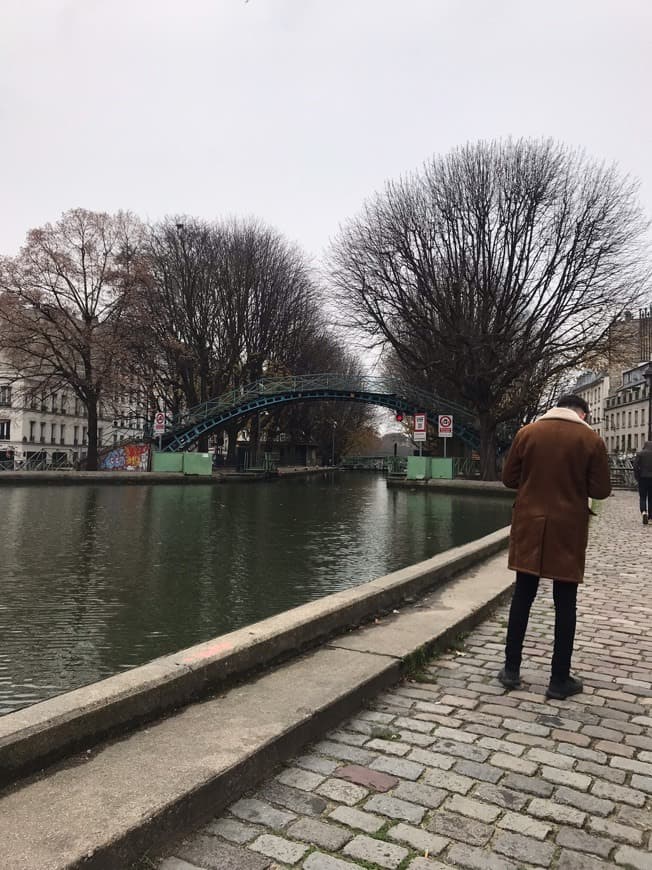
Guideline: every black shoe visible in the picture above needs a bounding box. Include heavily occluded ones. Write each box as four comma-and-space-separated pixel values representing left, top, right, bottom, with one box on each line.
643, 512, 649, 525
498, 667, 522, 690
546, 675, 584, 700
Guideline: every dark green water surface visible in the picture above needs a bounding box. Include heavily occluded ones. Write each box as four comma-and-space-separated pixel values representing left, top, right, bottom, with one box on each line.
0, 474, 511, 714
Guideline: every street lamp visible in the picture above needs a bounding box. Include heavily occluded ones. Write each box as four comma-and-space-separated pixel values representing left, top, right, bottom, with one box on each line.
645, 362, 652, 442
331, 421, 337, 467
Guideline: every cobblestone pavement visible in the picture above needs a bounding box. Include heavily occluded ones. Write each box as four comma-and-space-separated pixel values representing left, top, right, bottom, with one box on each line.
158, 492, 652, 870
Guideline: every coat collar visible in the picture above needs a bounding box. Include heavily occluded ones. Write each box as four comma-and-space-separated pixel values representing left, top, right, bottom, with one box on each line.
538, 407, 592, 428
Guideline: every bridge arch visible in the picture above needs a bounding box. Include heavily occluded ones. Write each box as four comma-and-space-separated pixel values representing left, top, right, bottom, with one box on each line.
161, 374, 479, 452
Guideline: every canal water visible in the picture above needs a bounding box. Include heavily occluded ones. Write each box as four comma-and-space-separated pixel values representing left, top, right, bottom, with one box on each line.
0, 474, 511, 714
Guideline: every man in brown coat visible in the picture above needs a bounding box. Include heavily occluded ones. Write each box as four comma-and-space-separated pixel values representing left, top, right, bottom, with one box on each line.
498, 394, 612, 700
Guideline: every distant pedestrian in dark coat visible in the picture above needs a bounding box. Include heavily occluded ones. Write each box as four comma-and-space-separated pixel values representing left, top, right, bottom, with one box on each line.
498, 394, 611, 700
633, 441, 652, 524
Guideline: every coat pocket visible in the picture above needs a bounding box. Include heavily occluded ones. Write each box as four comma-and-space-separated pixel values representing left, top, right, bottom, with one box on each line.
510, 514, 546, 577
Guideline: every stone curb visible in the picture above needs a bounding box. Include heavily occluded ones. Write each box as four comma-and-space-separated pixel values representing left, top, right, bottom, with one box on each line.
0, 527, 509, 785
387, 477, 514, 497
88, 655, 403, 870
0, 471, 218, 485
0, 545, 513, 869
0, 467, 334, 486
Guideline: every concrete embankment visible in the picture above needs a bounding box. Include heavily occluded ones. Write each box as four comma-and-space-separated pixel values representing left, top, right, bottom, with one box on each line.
0, 466, 334, 486
387, 476, 514, 497
0, 527, 512, 870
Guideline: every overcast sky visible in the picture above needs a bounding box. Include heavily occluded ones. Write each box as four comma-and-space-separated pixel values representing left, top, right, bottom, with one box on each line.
1, 0, 651, 262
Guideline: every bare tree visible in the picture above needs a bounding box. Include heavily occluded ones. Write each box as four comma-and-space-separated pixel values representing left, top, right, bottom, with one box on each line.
139, 218, 235, 424
139, 217, 322, 456
222, 220, 322, 458
331, 139, 650, 478
0, 208, 143, 469
264, 328, 377, 464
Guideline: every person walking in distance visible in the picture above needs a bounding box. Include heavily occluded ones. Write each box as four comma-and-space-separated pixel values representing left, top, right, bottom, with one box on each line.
633, 440, 652, 524
498, 395, 611, 700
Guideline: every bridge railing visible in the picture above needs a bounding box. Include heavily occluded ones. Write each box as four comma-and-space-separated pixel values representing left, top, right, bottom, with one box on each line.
609, 456, 636, 490
166, 373, 476, 436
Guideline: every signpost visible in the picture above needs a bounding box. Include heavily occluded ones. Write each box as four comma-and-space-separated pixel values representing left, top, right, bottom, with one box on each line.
414, 411, 427, 456
153, 411, 165, 452
438, 414, 453, 457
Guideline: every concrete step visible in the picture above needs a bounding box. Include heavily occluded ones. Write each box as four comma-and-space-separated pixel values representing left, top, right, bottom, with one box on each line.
0, 553, 512, 870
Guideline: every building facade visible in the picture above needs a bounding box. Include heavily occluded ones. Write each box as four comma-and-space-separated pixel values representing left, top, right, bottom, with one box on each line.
0, 361, 146, 468
572, 309, 652, 454
603, 363, 650, 456
605, 310, 652, 389
572, 372, 610, 440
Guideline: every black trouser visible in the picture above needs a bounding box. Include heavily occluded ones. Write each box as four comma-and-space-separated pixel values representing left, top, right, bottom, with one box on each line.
505, 571, 578, 682
639, 479, 652, 514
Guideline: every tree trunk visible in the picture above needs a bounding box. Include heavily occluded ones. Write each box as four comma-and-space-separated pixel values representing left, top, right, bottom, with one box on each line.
225, 421, 239, 465
86, 397, 99, 471
197, 368, 209, 452
250, 413, 261, 466
478, 413, 498, 481
197, 433, 209, 452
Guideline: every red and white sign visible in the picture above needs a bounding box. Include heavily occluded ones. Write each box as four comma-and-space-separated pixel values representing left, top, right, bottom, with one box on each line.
153, 411, 166, 435
414, 412, 427, 443
438, 414, 453, 438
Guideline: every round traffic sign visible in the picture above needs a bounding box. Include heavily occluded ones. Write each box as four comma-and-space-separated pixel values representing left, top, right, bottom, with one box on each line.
155, 412, 165, 425
439, 415, 452, 427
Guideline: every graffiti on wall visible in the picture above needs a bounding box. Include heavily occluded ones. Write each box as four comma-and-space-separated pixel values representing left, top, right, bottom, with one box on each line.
100, 443, 150, 472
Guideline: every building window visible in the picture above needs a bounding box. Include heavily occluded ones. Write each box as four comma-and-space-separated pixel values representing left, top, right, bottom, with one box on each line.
74, 398, 80, 416
82, 426, 87, 444
628, 411, 632, 428
60, 424, 65, 445
61, 394, 67, 415
29, 421, 35, 442
634, 434, 639, 450
0, 420, 10, 439
635, 410, 639, 426
40, 422, 46, 443
50, 423, 57, 443
0, 385, 11, 407
51, 394, 58, 413
73, 425, 79, 446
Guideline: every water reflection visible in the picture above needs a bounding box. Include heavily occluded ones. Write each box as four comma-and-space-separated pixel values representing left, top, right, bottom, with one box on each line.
0, 475, 510, 713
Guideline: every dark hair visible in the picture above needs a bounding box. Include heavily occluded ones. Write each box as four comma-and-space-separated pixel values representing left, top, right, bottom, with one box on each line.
556, 394, 589, 415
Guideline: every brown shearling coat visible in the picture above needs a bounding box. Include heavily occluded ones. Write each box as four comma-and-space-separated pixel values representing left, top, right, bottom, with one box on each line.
502, 408, 612, 583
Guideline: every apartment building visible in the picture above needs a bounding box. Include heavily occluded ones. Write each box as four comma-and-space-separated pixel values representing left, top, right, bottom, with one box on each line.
603, 363, 651, 456
0, 363, 146, 468
572, 372, 610, 440
605, 310, 652, 388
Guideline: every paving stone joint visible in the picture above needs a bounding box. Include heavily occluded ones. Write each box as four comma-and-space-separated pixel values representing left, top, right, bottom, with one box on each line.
154, 494, 652, 869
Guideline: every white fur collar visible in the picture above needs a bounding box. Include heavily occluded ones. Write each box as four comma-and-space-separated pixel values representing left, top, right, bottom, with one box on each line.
538, 407, 592, 428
